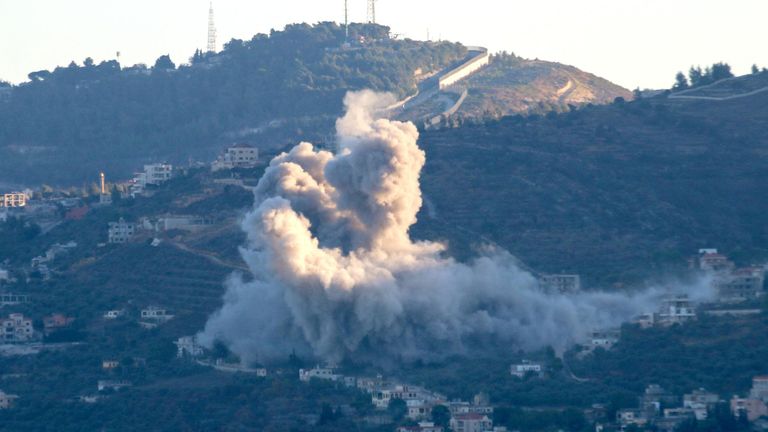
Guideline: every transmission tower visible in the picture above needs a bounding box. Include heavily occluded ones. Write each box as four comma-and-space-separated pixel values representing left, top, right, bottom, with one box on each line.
367, 0, 376, 24
207, 2, 217, 53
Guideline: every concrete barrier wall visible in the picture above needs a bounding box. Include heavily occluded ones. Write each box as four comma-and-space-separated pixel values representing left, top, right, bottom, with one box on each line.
438, 48, 490, 90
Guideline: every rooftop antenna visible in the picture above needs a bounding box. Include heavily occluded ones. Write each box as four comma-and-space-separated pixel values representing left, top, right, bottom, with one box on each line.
207, 2, 217, 53
367, 0, 376, 24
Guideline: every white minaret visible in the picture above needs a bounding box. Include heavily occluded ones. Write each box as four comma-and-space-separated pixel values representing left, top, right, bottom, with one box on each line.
207, 2, 217, 53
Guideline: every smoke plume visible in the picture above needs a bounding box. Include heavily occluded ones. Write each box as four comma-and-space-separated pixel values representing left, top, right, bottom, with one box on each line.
199, 90, 711, 364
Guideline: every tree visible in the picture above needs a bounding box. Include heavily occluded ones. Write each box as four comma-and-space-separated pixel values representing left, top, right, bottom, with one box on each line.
153, 54, 176, 71
388, 398, 407, 422
689, 66, 704, 87
752, 64, 760, 74
431, 405, 450, 428
673, 72, 689, 91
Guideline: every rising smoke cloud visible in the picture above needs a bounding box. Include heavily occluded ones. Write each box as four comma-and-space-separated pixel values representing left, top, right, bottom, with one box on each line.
198, 90, 712, 364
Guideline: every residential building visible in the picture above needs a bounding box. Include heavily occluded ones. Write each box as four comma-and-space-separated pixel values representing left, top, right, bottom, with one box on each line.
174, 336, 204, 358
640, 384, 677, 417
131, 163, 173, 195
0, 269, 9, 284
717, 267, 765, 303
43, 313, 74, 335
449, 413, 493, 432
750, 376, 768, 402
139, 306, 173, 326
211, 143, 259, 171
0, 293, 29, 306
589, 328, 621, 350
633, 312, 656, 328
102, 309, 125, 319
510, 360, 543, 378
108, 218, 136, 244
159, 214, 214, 232
616, 409, 648, 429
0, 390, 19, 409
657, 295, 696, 326
102, 360, 120, 370
731, 396, 768, 421
657, 408, 695, 432
397, 422, 444, 432
372, 384, 444, 411
0, 193, 26, 208
1, 313, 35, 343
540, 274, 581, 294
695, 250, 735, 272
683, 388, 720, 420
97, 380, 132, 392
299, 365, 340, 382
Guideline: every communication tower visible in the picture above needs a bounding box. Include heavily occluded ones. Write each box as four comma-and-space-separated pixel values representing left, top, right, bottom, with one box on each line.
367, 0, 376, 24
207, 2, 217, 53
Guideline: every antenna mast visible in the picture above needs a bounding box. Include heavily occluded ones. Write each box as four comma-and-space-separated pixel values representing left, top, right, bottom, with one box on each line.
344, 0, 349, 40
207, 2, 217, 53
367, 0, 376, 24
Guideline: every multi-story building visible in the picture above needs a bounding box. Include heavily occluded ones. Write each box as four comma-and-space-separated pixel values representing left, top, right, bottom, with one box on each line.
449, 413, 493, 432
43, 313, 74, 335
589, 329, 621, 350
0, 193, 26, 208
731, 396, 768, 421
0, 293, 28, 306
211, 143, 259, 171
750, 376, 768, 402
174, 336, 204, 358
657, 295, 696, 326
539, 274, 581, 294
717, 267, 765, 303
108, 218, 136, 244
683, 388, 720, 420
131, 163, 173, 195
139, 306, 173, 324
1, 313, 34, 343
695, 250, 735, 272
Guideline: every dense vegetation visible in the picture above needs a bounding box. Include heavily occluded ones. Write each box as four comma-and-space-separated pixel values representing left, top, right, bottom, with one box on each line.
0, 22, 465, 185
415, 72, 768, 284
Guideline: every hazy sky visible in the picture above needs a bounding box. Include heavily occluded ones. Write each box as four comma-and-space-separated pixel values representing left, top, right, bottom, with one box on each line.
1, 0, 767, 89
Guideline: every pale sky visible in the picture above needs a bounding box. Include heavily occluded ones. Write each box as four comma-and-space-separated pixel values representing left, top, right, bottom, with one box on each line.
1, 0, 767, 89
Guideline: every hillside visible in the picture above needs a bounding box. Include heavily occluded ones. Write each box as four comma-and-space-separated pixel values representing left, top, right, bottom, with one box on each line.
0, 22, 467, 186
415, 71, 768, 285
459, 53, 633, 116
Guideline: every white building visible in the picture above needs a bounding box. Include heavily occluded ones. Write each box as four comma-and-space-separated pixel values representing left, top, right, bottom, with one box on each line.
0, 269, 9, 284
540, 274, 581, 294
131, 163, 173, 195
449, 413, 493, 432
299, 365, 340, 382
0, 293, 28, 306
159, 214, 214, 232
108, 218, 136, 244
103, 310, 125, 319
684, 388, 720, 420
0, 390, 19, 409
0, 193, 26, 208
97, 380, 132, 392
139, 306, 174, 327
174, 336, 204, 358
211, 143, 259, 171
396, 422, 444, 432
1, 313, 35, 343
589, 329, 621, 350
657, 295, 696, 325
510, 360, 543, 378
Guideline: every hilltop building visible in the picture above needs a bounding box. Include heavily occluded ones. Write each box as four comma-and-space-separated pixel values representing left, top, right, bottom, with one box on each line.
449, 413, 493, 432
43, 314, 74, 335
138, 306, 174, 328
108, 218, 136, 244
716, 267, 765, 303
131, 163, 173, 195
0, 193, 26, 208
299, 365, 341, 382
211, 143, 259, 171
0, 293, 28, 306
683, 388, 720, 420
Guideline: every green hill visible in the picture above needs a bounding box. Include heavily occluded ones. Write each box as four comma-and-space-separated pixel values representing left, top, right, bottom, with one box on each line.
414, 72, 768, 285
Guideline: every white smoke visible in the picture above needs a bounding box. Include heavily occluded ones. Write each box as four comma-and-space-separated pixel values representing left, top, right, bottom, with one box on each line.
199, 90, 713, 364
